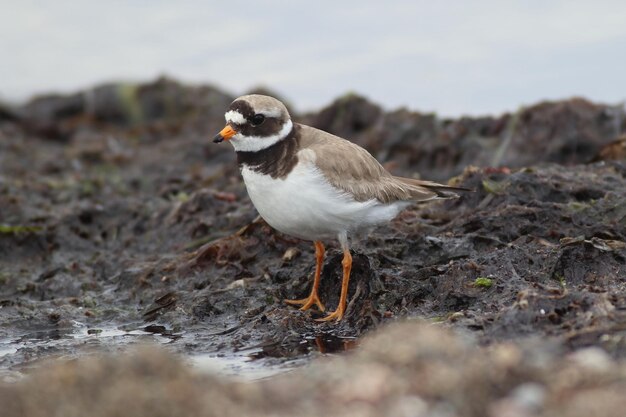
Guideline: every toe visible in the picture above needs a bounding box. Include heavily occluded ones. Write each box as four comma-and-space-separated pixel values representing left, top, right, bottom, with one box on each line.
315, 308, 344, 322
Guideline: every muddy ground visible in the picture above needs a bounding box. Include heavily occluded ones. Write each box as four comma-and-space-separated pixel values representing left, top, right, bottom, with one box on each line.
1, 78, 625, 415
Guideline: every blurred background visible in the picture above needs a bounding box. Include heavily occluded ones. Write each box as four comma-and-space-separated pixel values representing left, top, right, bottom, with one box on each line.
3, 4, 626, 414
2, 0, 625, 116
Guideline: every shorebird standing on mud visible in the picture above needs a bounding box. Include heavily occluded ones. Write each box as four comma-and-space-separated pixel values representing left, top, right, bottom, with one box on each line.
214, 95, 466, 321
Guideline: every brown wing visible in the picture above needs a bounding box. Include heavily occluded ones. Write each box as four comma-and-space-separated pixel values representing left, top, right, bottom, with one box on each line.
297, 124, 459, 204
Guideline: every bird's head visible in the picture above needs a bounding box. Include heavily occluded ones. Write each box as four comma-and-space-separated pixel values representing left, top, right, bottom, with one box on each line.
213, 95, 293, 152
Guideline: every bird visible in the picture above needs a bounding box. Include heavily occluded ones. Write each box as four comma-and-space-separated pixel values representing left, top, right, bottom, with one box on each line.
213, 95, 466, 322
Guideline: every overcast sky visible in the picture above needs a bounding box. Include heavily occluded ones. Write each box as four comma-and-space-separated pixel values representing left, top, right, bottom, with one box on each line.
1, 0, 625, 116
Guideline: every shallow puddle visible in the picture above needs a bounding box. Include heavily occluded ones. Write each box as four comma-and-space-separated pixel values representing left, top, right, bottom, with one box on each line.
249, 333, 359, 360
0, 322, 160, 381
192, 333, 359, 381
190, 350, 304, 381
0, 322, 361, 382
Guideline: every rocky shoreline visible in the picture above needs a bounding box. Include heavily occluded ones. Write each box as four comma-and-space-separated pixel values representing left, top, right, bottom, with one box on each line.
1, 77, 625, 416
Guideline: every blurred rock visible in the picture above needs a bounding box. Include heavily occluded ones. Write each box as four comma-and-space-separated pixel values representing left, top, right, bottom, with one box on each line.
0, 101, 18, 122
2, 322, 626, 417
308, 92, 383, 139
593, 134, 626, 161
498, 98, 624, 167
367, 109, 507, 181
19, 91, 86, 139
18, 77, 233, 140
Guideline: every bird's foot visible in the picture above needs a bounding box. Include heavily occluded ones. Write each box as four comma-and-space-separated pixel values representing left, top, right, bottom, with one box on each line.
284, 293, 325, 312
315, 305, 345, 322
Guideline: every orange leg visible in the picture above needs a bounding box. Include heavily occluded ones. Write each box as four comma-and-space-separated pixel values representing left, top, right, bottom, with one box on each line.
317, 246, 352, 322
285, 241, 326, 312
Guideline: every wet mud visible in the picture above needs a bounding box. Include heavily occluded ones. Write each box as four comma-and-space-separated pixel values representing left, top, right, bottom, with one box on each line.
1, 78, 626, 414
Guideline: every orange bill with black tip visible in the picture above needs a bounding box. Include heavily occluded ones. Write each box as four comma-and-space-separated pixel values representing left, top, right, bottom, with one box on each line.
213, 125, 237, 143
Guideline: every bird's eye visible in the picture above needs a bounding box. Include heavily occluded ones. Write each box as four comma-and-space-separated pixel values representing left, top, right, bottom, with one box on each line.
250, 114, 265, 126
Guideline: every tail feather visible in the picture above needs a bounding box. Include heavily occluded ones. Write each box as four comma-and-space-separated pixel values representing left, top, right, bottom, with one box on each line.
394, 177, 472, 200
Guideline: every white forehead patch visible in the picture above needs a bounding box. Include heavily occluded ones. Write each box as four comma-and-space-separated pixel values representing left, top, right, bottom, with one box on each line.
225, 110, 247, 125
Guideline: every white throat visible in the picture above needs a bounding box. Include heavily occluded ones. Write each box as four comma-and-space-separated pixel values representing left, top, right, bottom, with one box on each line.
229, 119, 294, 152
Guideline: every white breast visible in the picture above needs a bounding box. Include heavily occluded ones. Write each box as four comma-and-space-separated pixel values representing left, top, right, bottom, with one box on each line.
241, 161, 408, 241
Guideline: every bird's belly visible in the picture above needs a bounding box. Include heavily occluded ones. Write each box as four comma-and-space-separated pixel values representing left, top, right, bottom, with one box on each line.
241, 163, 407, 241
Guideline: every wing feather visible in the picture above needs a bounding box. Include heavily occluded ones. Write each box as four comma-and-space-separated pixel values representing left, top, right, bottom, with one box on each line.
297, 124, 460, 204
